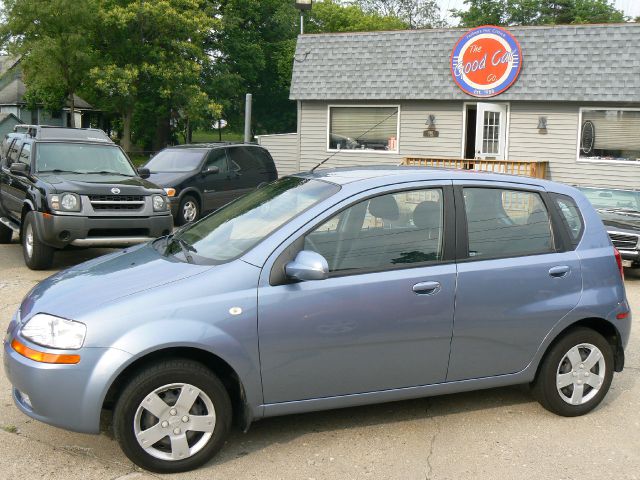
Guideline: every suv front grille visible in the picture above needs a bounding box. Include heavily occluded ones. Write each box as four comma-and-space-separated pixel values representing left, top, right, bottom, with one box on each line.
609, 232, 640, 250
89, 195, 145, 211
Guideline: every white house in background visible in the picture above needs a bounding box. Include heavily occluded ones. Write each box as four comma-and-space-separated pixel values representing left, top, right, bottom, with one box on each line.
259, 23, 640, 188
0, 56, 96, 128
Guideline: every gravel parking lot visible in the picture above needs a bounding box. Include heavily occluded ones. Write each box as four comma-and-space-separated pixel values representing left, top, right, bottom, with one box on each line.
1, 237, 639, 480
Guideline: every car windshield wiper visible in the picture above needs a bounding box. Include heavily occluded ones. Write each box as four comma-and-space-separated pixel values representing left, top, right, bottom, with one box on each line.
81, 170, 135, 176
38, 169, 85, 174
165, 233, 198, 264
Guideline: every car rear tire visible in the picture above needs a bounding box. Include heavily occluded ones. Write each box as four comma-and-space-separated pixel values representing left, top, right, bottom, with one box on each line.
113, 359, 232, 473
176, 195, 200, 225
22, 211, 54, 270
0, 222, 12, 244
532, 327, 614, 417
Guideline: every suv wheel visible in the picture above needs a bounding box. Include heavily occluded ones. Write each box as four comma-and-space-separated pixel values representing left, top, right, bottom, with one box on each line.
532, 327, 614, 416
0, 222, 12, 244
22, 211, 55, 270
177, 195, 200, 225
113, 359, 232, 473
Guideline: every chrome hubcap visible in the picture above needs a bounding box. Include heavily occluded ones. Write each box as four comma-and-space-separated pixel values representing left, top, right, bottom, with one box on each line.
133, 383, 216, 461
182, 201, 197, 222
556, 343, 605, 405
25, 224, 33, 258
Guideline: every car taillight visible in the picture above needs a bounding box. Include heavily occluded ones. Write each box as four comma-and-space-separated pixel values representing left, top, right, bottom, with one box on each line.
614, 247, 624, 279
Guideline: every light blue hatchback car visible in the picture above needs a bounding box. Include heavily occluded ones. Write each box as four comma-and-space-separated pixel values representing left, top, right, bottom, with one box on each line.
3, 167, 631, 472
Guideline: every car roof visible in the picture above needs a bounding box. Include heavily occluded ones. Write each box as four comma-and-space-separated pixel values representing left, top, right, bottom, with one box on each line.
167, 142, 260, 150
295, 165, 554, 188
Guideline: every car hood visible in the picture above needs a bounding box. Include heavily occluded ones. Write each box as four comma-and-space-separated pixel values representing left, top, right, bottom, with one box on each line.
599, 210, 640, 231
39, 173, 163, 194
147, 171, 195, 188
19, 243, 213, 321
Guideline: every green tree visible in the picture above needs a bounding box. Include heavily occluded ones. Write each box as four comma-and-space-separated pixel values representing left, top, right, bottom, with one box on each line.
0, 0, 98, 127
453, 0, 626, 26
87, 0, 218, 151
209, 0, 408, 135
352, 0, 445, 28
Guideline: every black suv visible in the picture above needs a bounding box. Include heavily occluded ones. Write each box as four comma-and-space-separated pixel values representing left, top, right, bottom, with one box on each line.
0, 126, 173, 269
144, 143, 278, 225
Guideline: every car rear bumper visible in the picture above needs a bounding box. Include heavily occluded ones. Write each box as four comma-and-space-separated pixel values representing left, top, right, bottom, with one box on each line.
3, 332, 131, 434
34, 212, 173, 248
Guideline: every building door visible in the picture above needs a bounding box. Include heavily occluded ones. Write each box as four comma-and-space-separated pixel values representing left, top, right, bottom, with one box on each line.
474, 103, 508, 160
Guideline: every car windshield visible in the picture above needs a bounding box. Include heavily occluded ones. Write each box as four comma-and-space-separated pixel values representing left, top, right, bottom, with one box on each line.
145, 149, 206, 172
170, 177, 340, 263
579, 187, 640, 213
36, 143, 136, 176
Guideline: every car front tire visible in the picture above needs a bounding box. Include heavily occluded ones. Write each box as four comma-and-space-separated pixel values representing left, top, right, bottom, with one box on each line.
113, 359, 232, 473
22, 211, 55, 270
532, 327, 614, 417
176, 195, 200, 226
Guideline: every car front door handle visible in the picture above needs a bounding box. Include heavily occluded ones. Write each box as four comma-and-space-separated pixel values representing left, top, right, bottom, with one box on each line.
412, 281, 441, 295
549, 265, 570, 278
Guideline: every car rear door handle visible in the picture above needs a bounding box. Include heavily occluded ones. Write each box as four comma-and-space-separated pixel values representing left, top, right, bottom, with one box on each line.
549, 265, 570, 278
412, 281, 441, 295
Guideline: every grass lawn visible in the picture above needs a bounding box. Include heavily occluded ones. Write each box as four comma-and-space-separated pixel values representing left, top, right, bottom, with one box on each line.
190, 129, 245, 143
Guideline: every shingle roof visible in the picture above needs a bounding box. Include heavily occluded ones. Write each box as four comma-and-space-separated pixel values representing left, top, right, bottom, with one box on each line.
290, 23, 640, 102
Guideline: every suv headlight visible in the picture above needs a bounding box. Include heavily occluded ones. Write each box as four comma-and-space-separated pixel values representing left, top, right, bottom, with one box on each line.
152, 194, 167, 211
20, 313, 86, 349
49, 193, 81, 212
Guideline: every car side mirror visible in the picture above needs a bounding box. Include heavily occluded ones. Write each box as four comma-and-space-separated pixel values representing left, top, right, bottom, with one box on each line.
285, 250, 329, 282
9, 162, 28, 176
204, 166, 220, 175
137, 167, 151, 179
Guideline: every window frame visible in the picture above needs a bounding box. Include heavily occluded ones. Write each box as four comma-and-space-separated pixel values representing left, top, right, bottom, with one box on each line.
326, 104, 401, 154
270, 183, 455, 285
576, 106, 640, 165
453, 184, 571, 263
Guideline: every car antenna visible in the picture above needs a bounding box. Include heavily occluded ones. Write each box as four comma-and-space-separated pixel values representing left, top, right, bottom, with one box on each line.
309, 110, 399, 173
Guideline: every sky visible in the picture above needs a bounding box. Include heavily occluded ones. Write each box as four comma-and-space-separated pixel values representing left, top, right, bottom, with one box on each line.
438, 0, 640, 23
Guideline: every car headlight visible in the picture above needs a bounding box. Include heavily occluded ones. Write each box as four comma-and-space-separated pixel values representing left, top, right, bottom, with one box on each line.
49, 193, 81, 212
153, 194, 167, 211
20, 313, 86, 350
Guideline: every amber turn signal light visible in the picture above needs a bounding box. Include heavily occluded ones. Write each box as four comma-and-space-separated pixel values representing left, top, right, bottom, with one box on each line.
11, 339, 80, 364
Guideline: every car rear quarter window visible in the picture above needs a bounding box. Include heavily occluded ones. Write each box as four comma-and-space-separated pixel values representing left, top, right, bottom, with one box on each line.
227, 146, 273, 173
463, 188, 554, 259
552, 194, 584, 247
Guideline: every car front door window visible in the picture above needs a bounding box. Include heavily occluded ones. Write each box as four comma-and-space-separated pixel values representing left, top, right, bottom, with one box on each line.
305, 188, 445, 274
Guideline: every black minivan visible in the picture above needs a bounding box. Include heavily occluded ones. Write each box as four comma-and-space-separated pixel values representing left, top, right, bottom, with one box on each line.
145, 143, 278, 225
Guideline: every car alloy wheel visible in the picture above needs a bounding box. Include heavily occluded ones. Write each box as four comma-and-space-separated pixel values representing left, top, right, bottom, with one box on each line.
24, 222, 34, 258
182, 200, 198, 223
133, 383, 216, 461
556, 343, 605, 405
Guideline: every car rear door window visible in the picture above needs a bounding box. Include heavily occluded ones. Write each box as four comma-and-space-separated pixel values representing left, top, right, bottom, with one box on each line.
227, 146, 256, 172
463, 187, 554, 259
305, 188, 445, 273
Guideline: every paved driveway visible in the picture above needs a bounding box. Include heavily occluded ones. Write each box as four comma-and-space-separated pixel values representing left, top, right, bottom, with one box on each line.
1, 238, 639, 480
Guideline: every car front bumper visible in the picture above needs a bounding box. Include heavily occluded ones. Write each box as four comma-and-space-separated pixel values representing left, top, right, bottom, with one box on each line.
34, 211, 173, 248
3, 325, 132, 434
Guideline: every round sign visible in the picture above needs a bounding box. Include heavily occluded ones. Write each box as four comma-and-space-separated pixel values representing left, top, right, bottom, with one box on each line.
450, 25, 522, 98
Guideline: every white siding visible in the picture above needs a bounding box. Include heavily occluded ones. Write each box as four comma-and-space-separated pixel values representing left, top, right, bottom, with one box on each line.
508, 102, 640, 188
299, 100, 463, 171
256, 133, 299, 176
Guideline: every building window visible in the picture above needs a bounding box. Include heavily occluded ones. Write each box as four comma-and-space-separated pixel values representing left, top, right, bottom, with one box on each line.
579, 108, 640, 163
328, 106, 399, 153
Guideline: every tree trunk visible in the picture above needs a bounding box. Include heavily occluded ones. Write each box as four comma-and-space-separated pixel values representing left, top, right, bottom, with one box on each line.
122, 109, 133, 153
68, 93, 76, 128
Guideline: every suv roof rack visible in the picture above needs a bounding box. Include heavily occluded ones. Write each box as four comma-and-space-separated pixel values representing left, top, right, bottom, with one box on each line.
14, 125, 113, 143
